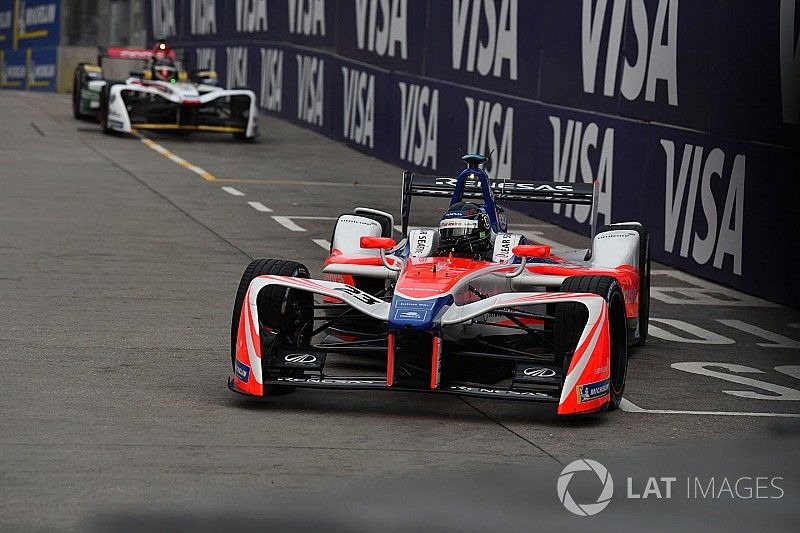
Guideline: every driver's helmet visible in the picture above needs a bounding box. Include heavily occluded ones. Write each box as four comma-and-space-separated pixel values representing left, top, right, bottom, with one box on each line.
438, 201, 492, 255
152, 59, 177, 82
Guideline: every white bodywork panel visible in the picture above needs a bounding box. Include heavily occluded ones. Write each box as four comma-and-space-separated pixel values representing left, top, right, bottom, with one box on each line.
408, 229, 437, 258
330, 215, 383, 255
590, 226, 640, 269
492, 233, 523, 263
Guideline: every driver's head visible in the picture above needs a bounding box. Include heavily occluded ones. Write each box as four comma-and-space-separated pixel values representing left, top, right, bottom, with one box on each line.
153, 59, 176, 82
439, 201, 492, 255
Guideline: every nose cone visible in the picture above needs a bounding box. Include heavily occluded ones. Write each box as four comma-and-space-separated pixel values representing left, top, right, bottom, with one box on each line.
388, 295, 452, 331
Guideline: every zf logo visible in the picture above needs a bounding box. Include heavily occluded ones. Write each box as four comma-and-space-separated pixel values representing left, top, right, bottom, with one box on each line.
452, 0, 518, 80
661, 140, 745, 275
548, 116, 613, 226
355, 0, 408, 59
398, 82, 438, 169
582, 0, 678, 106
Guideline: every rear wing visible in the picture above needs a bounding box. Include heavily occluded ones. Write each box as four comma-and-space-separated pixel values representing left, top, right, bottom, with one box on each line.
96, 46, 180, 67
400, 172, 600, 237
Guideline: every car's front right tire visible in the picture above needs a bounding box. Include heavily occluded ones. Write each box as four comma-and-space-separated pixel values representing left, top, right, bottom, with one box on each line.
231, 259, 313, 394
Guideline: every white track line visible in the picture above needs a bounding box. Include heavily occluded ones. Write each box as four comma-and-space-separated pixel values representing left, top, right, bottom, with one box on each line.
312, 239, 331, 250
221, 186, 245, 197
619, 398, 800, 418
272, 216, 306, 232
247, 201, 272, 212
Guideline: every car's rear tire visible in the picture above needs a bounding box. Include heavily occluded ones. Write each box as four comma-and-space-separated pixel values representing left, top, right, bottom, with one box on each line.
72, 65, 90, 120
231, 259, 313, 394
555, 275, 628, 411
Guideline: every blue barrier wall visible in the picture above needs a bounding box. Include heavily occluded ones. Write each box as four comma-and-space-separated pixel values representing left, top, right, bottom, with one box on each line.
0, 0, 60, 91
146, 0, 800, 306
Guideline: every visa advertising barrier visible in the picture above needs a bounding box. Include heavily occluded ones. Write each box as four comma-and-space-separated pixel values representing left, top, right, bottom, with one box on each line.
147, 0, 800, 306
0, 0, 59, 91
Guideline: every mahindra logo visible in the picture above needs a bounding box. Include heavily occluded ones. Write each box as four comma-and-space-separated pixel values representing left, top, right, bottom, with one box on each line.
284, 353, 317, 364
523, 367, 556, 378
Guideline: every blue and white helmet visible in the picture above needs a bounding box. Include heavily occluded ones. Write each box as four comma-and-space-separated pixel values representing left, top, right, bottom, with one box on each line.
439, 201, 492, 255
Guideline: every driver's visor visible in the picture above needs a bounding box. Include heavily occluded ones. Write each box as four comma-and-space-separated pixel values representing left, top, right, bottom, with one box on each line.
439, 218, 477, 237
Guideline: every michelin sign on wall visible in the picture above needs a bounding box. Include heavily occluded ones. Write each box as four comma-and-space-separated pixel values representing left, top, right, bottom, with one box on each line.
0, 0, 59, 91
148, 0, 799, 306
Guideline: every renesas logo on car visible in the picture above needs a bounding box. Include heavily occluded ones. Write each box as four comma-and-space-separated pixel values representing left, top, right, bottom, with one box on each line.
548, 115, 613, 226
234, 360, 250, 383
355, 0, 408, 59
582, 0, 678, 106
452, 0, 518, 80
661, 140, 745, 276
151, 0, 177, 38
398, 81, 438, 169
226, 46, 248, 89
297, 54, 324, 126
236, 0, 268, 33
260, 47, 283, 112
342, 66, 375, 148
189, 0, 216, 35
465, 97, 513, 179
288, 0, 326, 36
781, 0, 800, 124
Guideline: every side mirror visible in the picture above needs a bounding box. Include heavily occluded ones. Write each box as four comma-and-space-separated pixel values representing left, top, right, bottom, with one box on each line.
360, 236, 396, 250
495, 245, 551, 279
360, 237, 401, 272
512, 244, 551, 258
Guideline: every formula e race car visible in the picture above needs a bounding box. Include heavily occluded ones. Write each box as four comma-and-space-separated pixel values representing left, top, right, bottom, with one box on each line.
229, 154, 650, 415
72, 40, 258, 140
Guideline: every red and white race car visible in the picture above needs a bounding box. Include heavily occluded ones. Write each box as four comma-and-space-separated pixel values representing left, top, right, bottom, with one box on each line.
229, 154, 650, 415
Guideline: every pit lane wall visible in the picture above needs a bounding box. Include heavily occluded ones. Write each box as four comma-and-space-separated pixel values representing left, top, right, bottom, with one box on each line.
146, 0, 800, 306
0, 0, 59, 91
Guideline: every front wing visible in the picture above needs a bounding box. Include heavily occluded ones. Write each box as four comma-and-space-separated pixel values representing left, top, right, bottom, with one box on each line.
106, 85, 259, 138
231, 275, 611, 415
